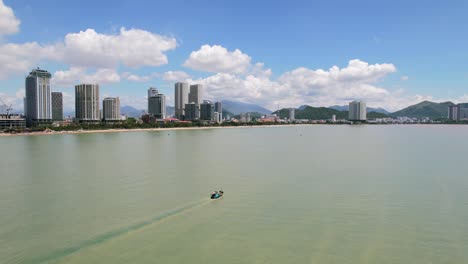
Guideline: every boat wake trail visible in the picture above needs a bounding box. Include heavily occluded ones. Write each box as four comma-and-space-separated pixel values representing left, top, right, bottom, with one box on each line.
29, 199, 210, 264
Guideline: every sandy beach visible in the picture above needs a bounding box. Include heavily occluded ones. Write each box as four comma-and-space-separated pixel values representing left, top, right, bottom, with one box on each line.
0, 124, 311, 137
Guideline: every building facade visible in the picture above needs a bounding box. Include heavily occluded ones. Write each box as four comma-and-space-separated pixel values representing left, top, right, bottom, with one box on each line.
103, 97, 121, 121
148, 87, 159, 98
349, 101, 367, 121
51, 92, 63, 121
289, 108, 295, 120
25, 68, 52, 126
174, 82, 189, 119
148, 89, 166, 119
448, 105, 460, 120
0, 115, 26, 130
189, 84, 203, 104
75, 84, 100, 122
184, 103, 200, 121
215, 101, 222, 121
200, 101, 215, 121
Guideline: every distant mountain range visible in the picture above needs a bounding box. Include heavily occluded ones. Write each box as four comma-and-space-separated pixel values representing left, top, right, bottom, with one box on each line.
56, 100, 468, 120
274, 106, 388, 120
390, 101, 453, 119
221, 100, 271, 115
328, 105, 390, 114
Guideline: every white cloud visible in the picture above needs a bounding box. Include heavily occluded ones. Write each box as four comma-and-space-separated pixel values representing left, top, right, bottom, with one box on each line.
184, 45, 251, 74
191, 58, 397, 110
163, 71, 190, 81
401, 76, 409, 81
55, 28, 177, 68
52, 67, 120, 87
0, 28, 177, 80
0, 0, 20, 36
122, 72, 160, 82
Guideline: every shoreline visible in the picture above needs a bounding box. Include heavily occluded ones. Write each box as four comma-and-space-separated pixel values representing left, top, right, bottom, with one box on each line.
0, 124, 310, 137
1, 123, 466, 137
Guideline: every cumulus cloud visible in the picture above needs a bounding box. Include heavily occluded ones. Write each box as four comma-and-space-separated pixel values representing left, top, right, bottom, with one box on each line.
121, 72, 160, 82
163, 71, 190, 81
191, 58, 397, 109
55, 28, 177, 68
52, 67, 120, 87
0, 0, 20, 36
184, 45, 251, 74
0, 28, 177, 80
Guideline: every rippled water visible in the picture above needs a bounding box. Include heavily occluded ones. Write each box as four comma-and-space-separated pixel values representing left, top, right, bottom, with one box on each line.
1, 125, 468, 263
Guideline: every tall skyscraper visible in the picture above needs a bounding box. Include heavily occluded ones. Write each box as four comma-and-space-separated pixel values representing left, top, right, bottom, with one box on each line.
51, 92, 63, 121
75, 84, 100, 122
348, 101, 367, 121
174, 82, 188, 119
103, 97, 120, 121
215, 101, 222, 121
448, 105, 460, 121
289, 108, 295, 120
148, 87, 159, 98
200, 101, 215, 121
189, 84, 203, 104
148, 88, 166, 119
184, 103, 200, 121
25, 68, 52, 126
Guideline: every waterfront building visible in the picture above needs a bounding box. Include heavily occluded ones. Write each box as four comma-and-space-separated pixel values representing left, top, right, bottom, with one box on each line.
460, 108, 468, 120
0, 114, 26, 130
148, 88, 166, 119
51, 92, 63, 121
148, 87, 159, 98
189, 84, 203, 105
289, 108, 295, 120
25, 68, 52, 127
332, 114, 336, 122
214, 112, 221, 123
349, 101, 367, 121
200, 101, 215, 121
448, 105, 460, 120
215, 101, 222, 120
75, 84, 100, 122
174, 82, 189, 119
184, 103, 200, 121
103, 97, 121, 121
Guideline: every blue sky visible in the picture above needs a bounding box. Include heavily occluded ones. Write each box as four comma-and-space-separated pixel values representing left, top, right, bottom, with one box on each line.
1, 0, 467, 111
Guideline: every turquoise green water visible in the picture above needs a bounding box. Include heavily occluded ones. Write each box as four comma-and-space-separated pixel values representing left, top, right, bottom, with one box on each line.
1, 125, 468, 263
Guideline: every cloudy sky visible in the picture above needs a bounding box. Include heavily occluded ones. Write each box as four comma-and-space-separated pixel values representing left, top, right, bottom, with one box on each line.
0, 0, 467, 112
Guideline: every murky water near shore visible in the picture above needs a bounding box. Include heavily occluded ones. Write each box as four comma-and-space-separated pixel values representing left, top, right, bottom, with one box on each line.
1, 125, 467, 263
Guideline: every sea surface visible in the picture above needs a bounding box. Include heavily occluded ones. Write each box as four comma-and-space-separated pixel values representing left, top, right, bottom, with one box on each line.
1, 125, 468, 264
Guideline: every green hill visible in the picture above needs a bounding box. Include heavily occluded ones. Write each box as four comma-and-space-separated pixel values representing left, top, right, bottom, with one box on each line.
390, 101, 454, 119
274, 105, 389, 120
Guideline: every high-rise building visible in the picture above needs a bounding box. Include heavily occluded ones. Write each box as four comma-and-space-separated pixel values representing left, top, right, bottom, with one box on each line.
448, 105, 460, 121
214, 112, 221, 123
460, 108, 468, 120
348, 101, 367, 121
200, 101, 215, 121
215, 101, 222, 121
75, 84, 100, 122
25, 68, 52, 126
332, 114, 336, 122
189, 84, 203, 104
148, 88, 166, 119
184, 103, 200, 121
174, 82, 189, 119
103, 97, 120, 121
147, 87, 159, 98
51, 92, 63, 121
289, 108, 295, 120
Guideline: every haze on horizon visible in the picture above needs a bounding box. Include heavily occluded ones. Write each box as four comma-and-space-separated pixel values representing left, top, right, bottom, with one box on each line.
0, 0, 467, 112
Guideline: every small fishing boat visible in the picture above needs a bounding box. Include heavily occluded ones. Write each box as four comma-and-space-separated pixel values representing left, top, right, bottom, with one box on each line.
210, 190, 224, 199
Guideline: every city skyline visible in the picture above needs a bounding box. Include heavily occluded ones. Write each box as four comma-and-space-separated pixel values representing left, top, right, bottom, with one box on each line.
1, 0, 468, 113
